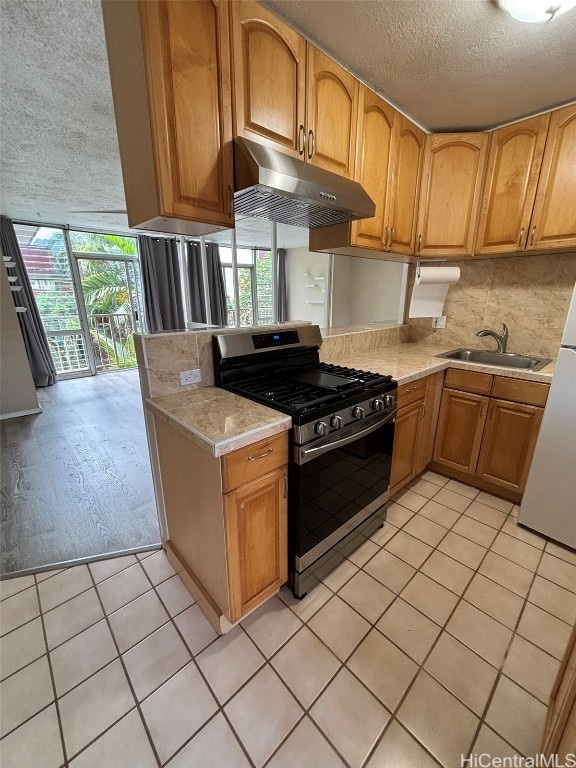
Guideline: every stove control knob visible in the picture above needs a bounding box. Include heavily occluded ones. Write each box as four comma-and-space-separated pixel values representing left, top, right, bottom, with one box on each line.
384, 394, 396, 408
372, 398, 384, 412
330, 415, 343, 429
352, 406, 365, 420
315, 421, 329, 436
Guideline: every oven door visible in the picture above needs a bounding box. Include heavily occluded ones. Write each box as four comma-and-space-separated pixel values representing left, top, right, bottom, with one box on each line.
291, 410, 395, 576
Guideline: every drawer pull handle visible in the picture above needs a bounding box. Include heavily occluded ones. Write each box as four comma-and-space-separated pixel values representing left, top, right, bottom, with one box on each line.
283, 474, 288, 499
248, 448, 273, 461
404, 386, 420, 394
420, 403, 426, 420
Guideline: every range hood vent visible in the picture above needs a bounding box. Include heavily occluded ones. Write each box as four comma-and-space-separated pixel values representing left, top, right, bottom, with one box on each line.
234, 138, 375, 228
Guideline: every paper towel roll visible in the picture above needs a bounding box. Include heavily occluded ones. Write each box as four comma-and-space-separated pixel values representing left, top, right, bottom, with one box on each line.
409, 266, 460, 318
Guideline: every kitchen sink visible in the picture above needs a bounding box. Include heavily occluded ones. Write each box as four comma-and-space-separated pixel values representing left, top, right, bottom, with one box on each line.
437, 348, 552, 371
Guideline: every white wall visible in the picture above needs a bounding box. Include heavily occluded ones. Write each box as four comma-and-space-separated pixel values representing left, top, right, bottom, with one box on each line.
285, 247, 330, 326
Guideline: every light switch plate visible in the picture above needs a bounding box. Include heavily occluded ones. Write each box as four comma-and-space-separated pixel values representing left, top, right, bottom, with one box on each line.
179, 369, 202, 386
432, 316, 446, 329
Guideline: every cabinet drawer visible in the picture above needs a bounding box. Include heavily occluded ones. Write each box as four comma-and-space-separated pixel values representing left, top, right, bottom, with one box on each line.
444, 368, 493, 395
397, 377, 427, 408
491, 376, 549, 407
221, 433, 288, 492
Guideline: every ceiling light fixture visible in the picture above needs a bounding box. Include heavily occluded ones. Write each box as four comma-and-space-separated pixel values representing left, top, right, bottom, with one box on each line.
500, 0, 576, 22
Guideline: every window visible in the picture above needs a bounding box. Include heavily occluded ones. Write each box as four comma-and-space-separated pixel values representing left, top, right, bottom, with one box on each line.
218, 245, 273, 326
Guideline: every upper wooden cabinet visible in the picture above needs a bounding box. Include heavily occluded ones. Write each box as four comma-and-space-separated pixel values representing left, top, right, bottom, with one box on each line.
387, 116, 426, 255
230, 0, 306, 157
416, 133, 489, 257
474, 114, 550, 255
102, 0, 234, 235
527, 104, 576, 252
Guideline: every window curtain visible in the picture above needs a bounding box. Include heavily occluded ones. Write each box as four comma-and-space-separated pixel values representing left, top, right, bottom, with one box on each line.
187, 240, 227, 326
0, 216, 57, 387
138, 234, 185, 333
277, 248, 287, 322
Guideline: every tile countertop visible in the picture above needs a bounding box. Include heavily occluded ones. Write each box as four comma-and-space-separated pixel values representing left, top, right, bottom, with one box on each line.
146, 387, 291, 458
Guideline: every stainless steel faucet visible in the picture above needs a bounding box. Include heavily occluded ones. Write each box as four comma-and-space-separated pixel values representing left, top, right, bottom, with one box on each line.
476, 323, 509, 353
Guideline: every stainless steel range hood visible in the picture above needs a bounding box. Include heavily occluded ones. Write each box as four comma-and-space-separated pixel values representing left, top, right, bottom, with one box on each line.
233, 137, 375, 228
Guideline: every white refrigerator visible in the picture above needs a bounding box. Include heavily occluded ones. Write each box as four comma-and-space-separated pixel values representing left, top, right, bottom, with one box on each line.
519, 282, 576, 548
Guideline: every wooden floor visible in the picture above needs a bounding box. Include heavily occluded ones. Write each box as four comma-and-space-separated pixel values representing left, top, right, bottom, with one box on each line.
0, 370, 160, 576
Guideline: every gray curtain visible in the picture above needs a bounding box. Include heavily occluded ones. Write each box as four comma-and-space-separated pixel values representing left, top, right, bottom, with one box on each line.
187, 241, 227, 326
277, 248, 287, 322
138, 235, 185, 333
0, 216, 56, 387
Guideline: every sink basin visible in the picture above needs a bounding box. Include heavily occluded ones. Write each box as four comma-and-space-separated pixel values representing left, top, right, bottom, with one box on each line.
437, 348, 551, 371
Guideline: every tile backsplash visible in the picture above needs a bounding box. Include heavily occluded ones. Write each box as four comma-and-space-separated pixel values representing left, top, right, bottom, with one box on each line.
407, 253, 576, 357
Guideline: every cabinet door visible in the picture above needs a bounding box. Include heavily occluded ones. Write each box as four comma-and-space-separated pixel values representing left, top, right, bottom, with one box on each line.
306, 45, 358, 178
433, 389, 488, 475
224, 467, 288, 623
350, 88, 396, 250
476, 399, 543, 494
231, 0, 307, 158
474, 114, 550, 255
414, 373, 442, 475
388, 115, 425, 255
390, 400, 423, 492
139, 0, 234, 227
416, 133, 488, 257
528, 105, 576, 252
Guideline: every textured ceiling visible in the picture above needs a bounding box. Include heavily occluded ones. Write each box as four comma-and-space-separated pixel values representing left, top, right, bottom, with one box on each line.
1, 0, 575, 235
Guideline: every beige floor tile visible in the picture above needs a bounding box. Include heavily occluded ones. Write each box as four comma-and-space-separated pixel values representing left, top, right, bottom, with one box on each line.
88, 555, 138, 584
517, 602, 572, 660
96, 563, 150, 615
490, 531, 542, 571
364, 549, 416, 593
397, 670, 479, 767
267, 716, 347, 768
322, 558, 359, 592
0, 704, 63, 768
403, 515, 447, 547
385, 502, 414, 528
424, 633, 498, 715
370, 521, 399, 546
123, 622, 190, 701
385, 531, 432, 569
1, 585, 39, 636
366, 719, 439, 768
420, 470, 449, 486
0, 617, 45, 680
0, 656, 53, 738
50, 619, 117, 696
197, 625, 265, 704
35, 568, 65, 582
502, 517, 546, 549
528, 575, 576, 625
503, 634, 561, 704
465, 499, 508, 529
136, 549, 159, 561
348, 537, 380, 568
140, 550, 176, 586
393, 488, 428, 512
473, 724, 522, 760
437, 531, 486, 569
311, 667, 389, 768
479, 552, 533, 598
278, 583, 332, 622
271, 626, 340, 708
175, 604, 218, 656
108, 589, 169, 653
0, 574, 34, 601
339, 570, 395, 623
308, 596, 370, 661
242, 596, 302, 658
409, 478, 439, 499
224, 666, 303, 768
37, 565, 92, 612
376, 598, 441, 664
453, 515, 497, 548
166, 713, 251, 768
485, 676, 546, 756
538, 553, 576, 593
59, 659, 133, 759
348, 629, 418, 710
141, 661, 217, 764
433, 487, 471, 513
68, 710, 157, 768
447, 601, 513, 667
545, 540, 576, 566
401, 573, 458, 626
444, 478, 479, 499
421, 551, 474, 595
155, 575, 194, 617
419, 498, 461, 528
476, 491, 514, 514
464, 573, 524, 629
43, 588, 104, 650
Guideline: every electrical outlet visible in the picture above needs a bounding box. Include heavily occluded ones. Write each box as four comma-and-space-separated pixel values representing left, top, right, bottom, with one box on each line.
432, 316, 447, 329
179, 369, 202, 386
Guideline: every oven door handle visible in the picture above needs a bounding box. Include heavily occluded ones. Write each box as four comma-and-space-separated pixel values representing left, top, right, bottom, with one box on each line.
298, 412, 395, 465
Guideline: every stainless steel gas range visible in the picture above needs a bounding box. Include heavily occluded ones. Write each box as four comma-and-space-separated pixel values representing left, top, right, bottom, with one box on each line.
214, 325, 397, 598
